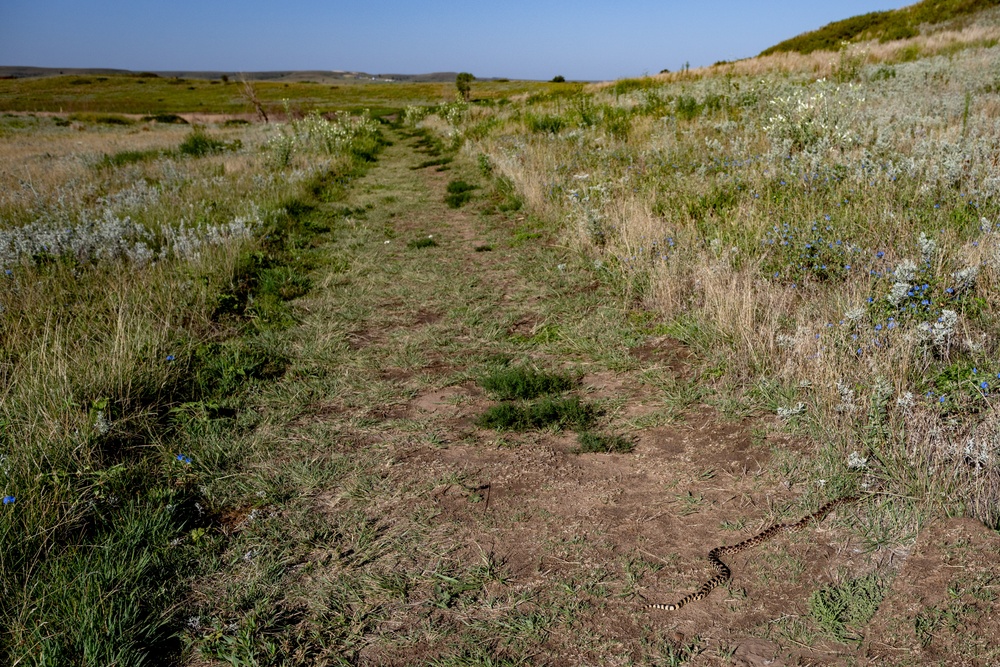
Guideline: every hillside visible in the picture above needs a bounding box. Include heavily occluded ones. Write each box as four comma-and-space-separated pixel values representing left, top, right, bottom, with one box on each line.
761, 0, 1000, 55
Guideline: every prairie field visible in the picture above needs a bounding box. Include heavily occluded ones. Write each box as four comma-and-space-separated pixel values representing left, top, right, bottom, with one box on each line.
3, 17, 1000, 667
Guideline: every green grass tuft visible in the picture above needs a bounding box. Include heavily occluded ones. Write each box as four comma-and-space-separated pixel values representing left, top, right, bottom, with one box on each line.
444, 179, 477, 208
179, 127, 233, 156
476, 397, 594, 431
407, 236, 438, 249
478, 366, 575, 400
576, 432, 635, 454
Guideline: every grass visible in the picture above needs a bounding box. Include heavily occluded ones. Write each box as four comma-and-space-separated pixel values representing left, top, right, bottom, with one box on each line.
7, 17, 1000, 664
475, 396, 595, 431
444, 178, 477, 208
575, 431, 635, 453
760, 0, 1000, 55
407, 236, 438, 248
0, 108, 382, 664
0, 75, 575, 115
478, 365, 576, 399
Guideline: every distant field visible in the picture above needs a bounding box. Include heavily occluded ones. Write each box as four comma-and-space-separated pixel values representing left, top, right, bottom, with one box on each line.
0, 74, 581, 115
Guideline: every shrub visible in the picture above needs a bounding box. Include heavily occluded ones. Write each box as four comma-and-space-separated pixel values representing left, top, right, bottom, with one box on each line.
478, 366, 575, 400
179, 127, 228, 156
142, 113, 188, 124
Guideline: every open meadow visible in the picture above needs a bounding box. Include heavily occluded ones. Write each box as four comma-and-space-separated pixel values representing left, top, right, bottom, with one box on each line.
3, 11, 1000, 666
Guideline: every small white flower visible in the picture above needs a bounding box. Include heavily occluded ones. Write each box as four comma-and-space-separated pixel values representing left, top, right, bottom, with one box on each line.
777, 402, 806, 419
844, 307, 865, 322
847, 451, 868, 469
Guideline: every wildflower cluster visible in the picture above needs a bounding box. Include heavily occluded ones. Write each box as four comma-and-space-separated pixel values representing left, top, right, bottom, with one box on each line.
265, 110, 380, 167
763, 219, 859, 284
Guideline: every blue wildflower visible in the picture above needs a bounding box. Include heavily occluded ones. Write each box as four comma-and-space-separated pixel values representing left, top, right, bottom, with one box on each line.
166, 355, 175, 362
176, 454, 192, 464
876, 251, 885, 259
2, 496, 14, 505
981, 381, 989, 390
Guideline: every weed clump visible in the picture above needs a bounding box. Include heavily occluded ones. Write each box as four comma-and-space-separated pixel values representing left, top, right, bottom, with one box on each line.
809, 573, 886, 642
179, 127, 230, 156
576, 432, 635, 454
407, 236, 438, 249
479, 366, 575, 400
476, 396, 594, 431
444, 179, 476, 208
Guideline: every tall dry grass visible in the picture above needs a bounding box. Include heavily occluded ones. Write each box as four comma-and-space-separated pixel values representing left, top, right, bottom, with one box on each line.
449, 38, 1000, 527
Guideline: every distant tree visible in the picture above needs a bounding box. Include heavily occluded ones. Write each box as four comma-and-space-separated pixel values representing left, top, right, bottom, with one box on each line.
221, 74, 229, 83
456, 72, 474, 101
551, 75, 565, 83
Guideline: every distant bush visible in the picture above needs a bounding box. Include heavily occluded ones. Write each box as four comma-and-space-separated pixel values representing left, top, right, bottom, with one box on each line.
142, 113, 188, 124
69, 113, 134, 126
223, 118, 250, 127
179, 127, 229, 156
551, 75, 566, 83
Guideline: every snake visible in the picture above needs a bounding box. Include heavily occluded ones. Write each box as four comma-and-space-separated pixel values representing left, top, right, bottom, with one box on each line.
646, 495, 859, 611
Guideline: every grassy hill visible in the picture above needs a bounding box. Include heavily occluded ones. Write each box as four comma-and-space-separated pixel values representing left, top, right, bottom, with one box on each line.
761, 0, 1000, 55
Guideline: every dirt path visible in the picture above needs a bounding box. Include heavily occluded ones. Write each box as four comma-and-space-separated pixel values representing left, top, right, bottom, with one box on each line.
190, 130, 1000, 666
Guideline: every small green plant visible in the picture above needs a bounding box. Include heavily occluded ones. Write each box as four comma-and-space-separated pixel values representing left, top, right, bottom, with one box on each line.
808, 573, 886, 642
478, 366, 575, 400
476, 397, 594, 431
407, 236, 438, 249
444, 179, 476, 208
526, 114, 566, 134
576, 432, 634, 454
179, 127, 230, 156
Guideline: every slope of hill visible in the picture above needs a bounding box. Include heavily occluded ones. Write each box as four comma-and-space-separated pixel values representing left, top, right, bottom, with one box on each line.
761, 0, 1000, 55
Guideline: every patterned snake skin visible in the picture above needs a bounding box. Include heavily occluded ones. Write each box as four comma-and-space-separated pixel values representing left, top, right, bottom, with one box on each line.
646, 495, 859, 611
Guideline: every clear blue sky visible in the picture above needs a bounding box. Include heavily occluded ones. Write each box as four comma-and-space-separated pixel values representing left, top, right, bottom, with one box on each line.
1, 1, 914, 81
